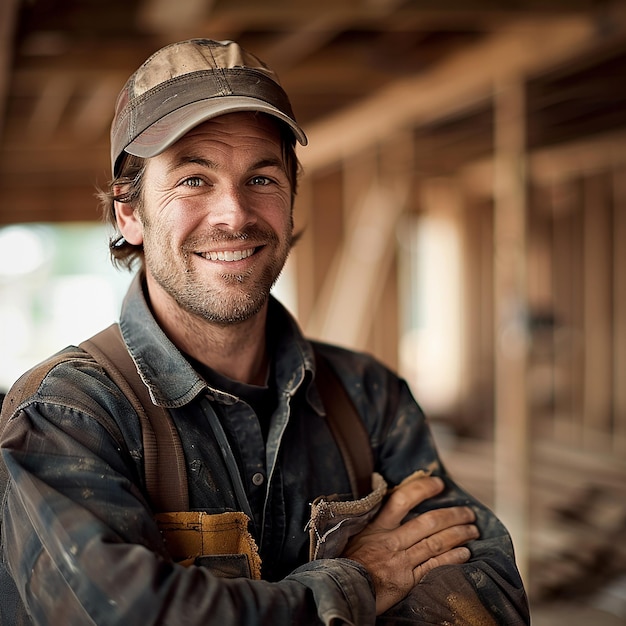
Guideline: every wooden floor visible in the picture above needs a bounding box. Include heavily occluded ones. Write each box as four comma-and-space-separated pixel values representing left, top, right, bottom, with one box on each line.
436, 428, 626, 624
532, 601, 626, 626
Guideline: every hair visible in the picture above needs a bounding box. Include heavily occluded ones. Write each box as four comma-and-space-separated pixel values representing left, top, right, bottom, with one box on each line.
98, 117, 303, 271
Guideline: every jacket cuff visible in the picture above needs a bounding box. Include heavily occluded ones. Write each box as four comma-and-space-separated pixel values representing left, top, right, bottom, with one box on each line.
287, 558, 376, 625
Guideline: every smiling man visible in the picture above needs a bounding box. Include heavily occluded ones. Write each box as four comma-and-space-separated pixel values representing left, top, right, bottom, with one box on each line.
118, 113, 297, 383
0, 39, 529, 625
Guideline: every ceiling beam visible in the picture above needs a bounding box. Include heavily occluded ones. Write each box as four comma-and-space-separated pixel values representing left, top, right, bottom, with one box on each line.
73, 76, 123, 141
299, 14, 624, 171
260, 14, 351, 71
203, 1, 602, 27
0, 186, 103, 225
27, 74, 74, 139
138, 0, 216, 33
461, 128, 626, 197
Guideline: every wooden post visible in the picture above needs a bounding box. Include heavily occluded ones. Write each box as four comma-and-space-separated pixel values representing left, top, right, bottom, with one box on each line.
550, 181, 585, 445
0, 0, 20, 141
613, 167, 626, 454
582, 174, 613, 450
492, 76, 530, 582
293, 177, 316, 327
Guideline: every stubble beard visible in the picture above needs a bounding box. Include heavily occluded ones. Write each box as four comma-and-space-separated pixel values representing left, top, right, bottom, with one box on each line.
144, 223, 293, 326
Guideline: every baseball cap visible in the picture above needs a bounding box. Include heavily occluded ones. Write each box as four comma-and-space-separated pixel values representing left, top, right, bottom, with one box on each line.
110, 38, 308, 176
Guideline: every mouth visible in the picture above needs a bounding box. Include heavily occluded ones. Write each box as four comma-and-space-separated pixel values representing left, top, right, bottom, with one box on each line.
198, 247, 258, 262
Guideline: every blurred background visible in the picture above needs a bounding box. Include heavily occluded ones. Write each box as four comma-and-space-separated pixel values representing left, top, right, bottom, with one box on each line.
1, 1, 626, 623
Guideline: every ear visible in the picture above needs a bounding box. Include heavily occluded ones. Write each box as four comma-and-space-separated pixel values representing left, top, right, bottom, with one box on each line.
114, 193, 144, 246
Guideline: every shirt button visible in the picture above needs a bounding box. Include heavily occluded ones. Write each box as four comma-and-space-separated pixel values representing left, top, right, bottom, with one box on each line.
251, 472, 265, 486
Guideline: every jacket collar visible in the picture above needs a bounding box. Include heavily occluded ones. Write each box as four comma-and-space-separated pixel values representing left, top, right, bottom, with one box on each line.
118, 272, 320, 412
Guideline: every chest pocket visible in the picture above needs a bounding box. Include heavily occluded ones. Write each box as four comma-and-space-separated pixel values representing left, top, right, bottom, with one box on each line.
155, 511, 262, 579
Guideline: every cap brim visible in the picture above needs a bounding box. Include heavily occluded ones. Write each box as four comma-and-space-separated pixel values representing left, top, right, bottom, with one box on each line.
124, 96, 308, 159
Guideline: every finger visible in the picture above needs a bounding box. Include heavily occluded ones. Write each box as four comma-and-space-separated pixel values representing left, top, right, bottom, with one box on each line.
374, 477, 445, 529
391, 506, 476, 549
409, 524, 479, 562
408, 523, 480, 565
413, 546, 472, 584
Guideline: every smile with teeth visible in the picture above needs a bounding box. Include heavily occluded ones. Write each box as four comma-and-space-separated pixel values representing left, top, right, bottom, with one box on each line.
201, 247, 256, 262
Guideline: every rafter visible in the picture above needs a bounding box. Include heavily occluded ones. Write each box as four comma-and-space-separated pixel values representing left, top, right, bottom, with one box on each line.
138, 0, 215, 33
298, 15, 616, 171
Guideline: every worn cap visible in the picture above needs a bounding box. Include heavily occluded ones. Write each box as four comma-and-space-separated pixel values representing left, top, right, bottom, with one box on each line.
110, 38, 308, 176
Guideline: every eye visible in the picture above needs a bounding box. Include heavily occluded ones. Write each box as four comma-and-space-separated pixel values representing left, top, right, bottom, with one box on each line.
249, 175, 272, 186
181, 176, 205, 187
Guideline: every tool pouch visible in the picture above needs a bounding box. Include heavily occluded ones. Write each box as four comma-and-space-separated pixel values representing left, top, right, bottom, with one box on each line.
155, 511, 262, 579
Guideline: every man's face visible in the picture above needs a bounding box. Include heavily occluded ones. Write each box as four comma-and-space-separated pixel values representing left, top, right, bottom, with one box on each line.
124, 112, 294, 325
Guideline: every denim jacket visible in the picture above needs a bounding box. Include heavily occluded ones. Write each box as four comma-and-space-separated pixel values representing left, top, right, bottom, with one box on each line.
0, 273, 529, 625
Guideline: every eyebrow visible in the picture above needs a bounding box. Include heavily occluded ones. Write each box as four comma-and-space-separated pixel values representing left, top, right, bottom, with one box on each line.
170, 155, 286, 173
252, 157, 285, 170
173, 155, 217, 170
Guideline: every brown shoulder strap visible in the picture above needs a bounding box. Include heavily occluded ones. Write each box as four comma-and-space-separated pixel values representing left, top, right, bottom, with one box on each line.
1, 350, 84, 420
1, 350, 85, 497
80, 324, 189, 513
314, 351, 374, 499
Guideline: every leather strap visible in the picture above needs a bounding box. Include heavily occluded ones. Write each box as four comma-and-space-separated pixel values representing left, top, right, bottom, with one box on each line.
315, 352, 374, 499
1, 350, 87, 498
1, 326, 373, 514
81, 324, 189, 512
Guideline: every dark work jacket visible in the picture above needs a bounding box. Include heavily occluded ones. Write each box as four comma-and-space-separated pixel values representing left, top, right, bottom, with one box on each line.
0, 273, 529, 625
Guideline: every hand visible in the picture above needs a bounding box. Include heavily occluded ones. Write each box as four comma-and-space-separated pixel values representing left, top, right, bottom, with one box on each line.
342, 476, 479, 615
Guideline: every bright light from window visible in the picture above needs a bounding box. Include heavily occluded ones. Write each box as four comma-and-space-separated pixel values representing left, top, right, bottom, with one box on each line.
0, 225, 50, 276
0, 223, 131, 392
399, 212, 463, 415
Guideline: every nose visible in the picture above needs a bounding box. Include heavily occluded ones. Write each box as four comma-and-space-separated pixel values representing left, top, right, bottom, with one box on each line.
206, 185, 257, 232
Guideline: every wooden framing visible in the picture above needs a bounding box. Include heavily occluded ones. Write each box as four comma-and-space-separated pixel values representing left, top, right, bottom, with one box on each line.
613, 167, 626, 454
492, 76, 530, 580
3, 1, 626, 598
582, 173, 614, 449
300, 15, 605, 172
304, 133, 412, 352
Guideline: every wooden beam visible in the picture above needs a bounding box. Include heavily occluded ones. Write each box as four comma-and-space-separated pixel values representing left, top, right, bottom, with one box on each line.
0, 186, 103, 225
203, 2, 604, 27
0, 0, 20, 141
305, 133, 411, 348
582, 173, 613, 449
299, 15, 606, 171
260, 14, 350, 70
460, 198, 494, 412
292, 178, 317, 328
27, 75, 74, 139
73, 77, 124, 140
492, 76, 530, 582
0, 142, 110, 176
138, 0, 214, 33
305, 181, 390, 345
613, 167, 626, 455
461, 129, 626, 198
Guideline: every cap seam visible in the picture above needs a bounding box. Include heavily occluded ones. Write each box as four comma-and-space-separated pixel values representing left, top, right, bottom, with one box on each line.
123, 68, 274, 118
112, 68, 265, 142
206, 42, 231, 96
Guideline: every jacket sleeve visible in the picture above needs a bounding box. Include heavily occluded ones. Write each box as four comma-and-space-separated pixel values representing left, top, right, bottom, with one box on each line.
0, 370, 376, 626
371, 375, 530, 625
